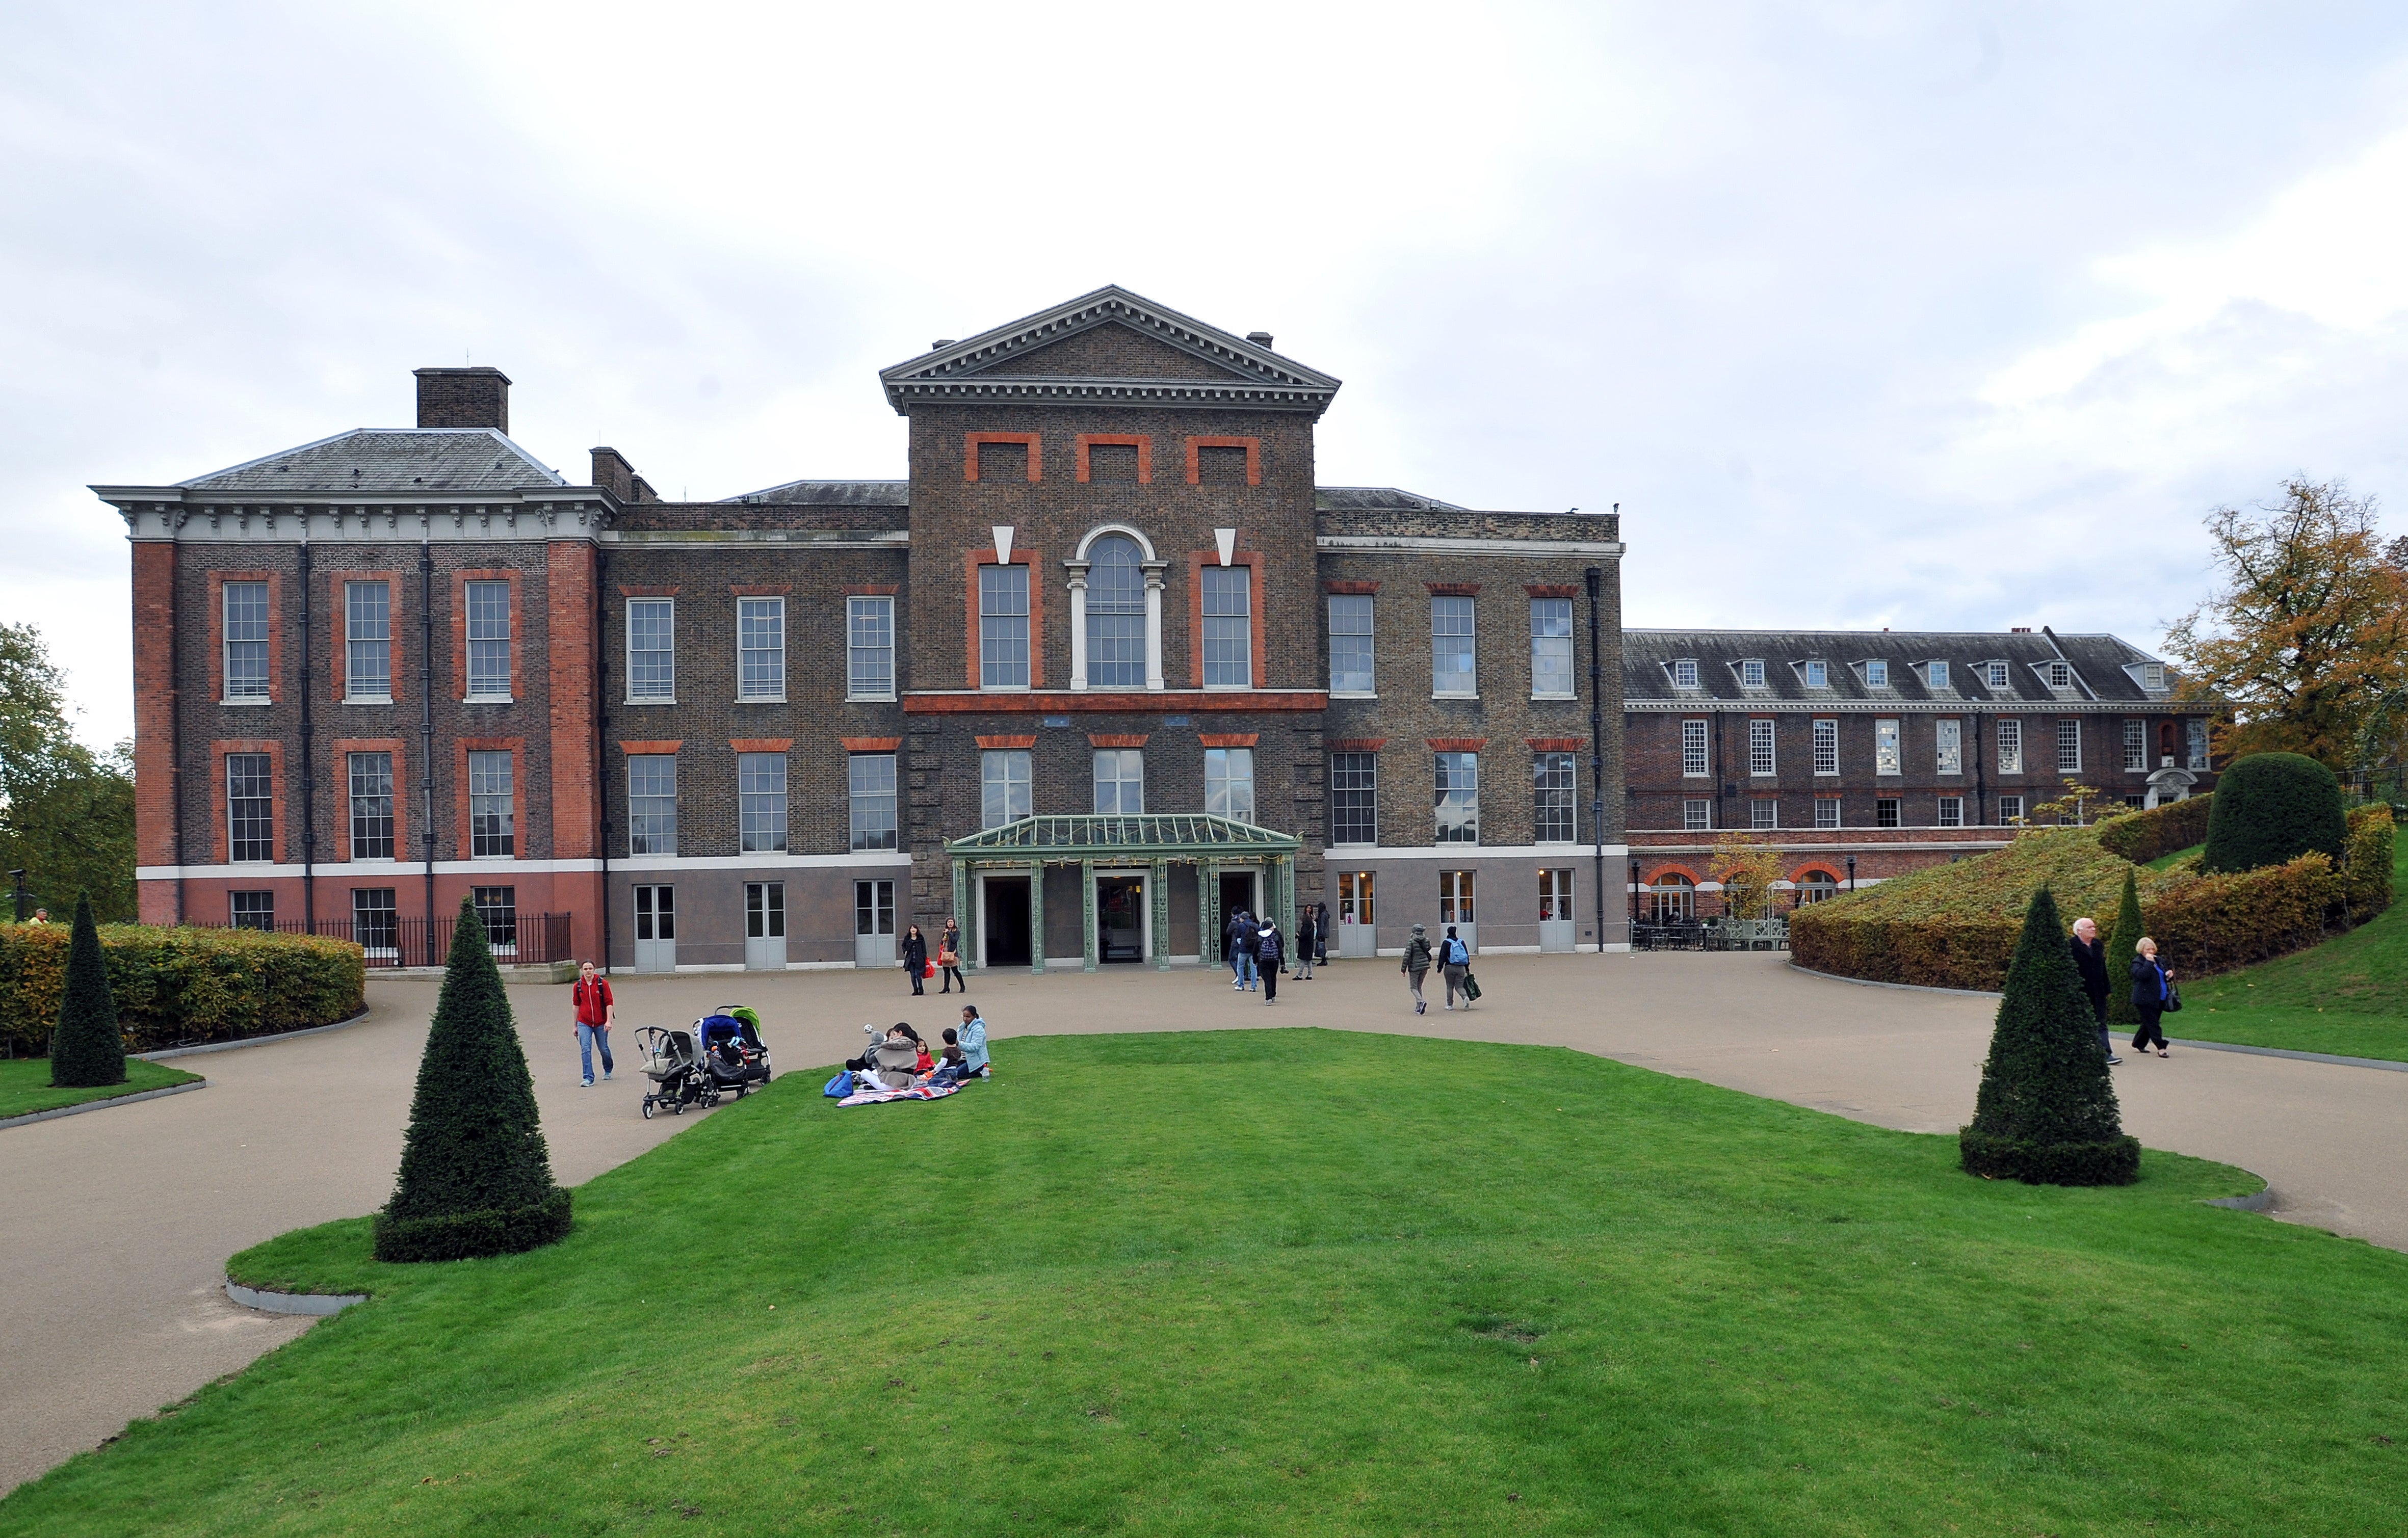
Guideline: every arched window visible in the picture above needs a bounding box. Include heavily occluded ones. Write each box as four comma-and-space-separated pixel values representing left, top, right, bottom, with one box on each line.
1086, 535, 1146, 688
1797, 871, 1839, 905
1651, 872, 1695, 922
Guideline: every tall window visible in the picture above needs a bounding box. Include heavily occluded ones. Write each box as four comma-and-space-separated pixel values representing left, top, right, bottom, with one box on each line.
1998, 719, 2024, 774
1533, 752, 1576, 843
980, 565, 1030, 688
1431, 597, 1476, 696
1330, 752, 1377, 845
1088, 536, 1146, 688
1205, 747, 1255, 822
740, 752, 788, 853
352, 887, 397, 953
1804, 660, 1829, 689
627, 753, 676, 855
1874, 719, 1901, 776
2123, 719, 2147, 772
469, 749, 514, 858
1683, 799, 1712, 832
844, 596, 891, 700
1814, 798, 1841, 829
1531, 599, 1575, 698
345, 581, 390, 701
1866, 659, 1889, 688
1812, 718, 1839, 775
1681, 719, 1709, 777
227, 752, 274, 862
1202, 567, 1252, 687
1748, 719, 1776, 776
1328, 595, 1374, 694
740, 597, 787, 701
2056, 720, 2083, 773
2187, 719, 2209, 770
474, 886, 517, 952
849, 754, 898, 851
1094, 749, 1145, 813
1439, 869, 1476, 926
627, 598, 674, 701
223, 580, 270, 700
982, 749, 1032, 829
1434, 751, 1479, 843
466, 580, 511, 699
1936, 719, 1962, 776
348, 751, 394, 861
1928, 660, 1951, 690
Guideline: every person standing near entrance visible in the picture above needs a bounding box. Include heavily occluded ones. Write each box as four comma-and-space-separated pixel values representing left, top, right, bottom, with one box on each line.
1257, 919, 1284, 1003
938, 918, 965, 994
1294, 907, 1317, 980
1224, 909, 1249, 986
571, 960, 615, 1086
1313, 901, 1330, 967
902, 924, 929, 997
1232, 910, 1261, 992
2069, 916, 2121, 1065
1439, 925, 1473, 1010
1402, 923, 1433, 1015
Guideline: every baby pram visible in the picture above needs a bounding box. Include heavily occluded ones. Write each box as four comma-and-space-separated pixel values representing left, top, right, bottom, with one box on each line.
636, 1006, 772, 1119
699, 1006, 773, 1095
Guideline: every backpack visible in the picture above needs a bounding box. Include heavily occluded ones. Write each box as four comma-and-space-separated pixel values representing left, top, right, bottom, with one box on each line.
823, 1070, 853, 1099
1445, 937, 1469, 966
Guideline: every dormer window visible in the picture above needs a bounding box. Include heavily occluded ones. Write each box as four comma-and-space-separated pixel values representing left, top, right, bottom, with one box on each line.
1740, 658, 1766, 688
1803, 660, 1828, 688
1984, 660, 2008, 689
1866, 659, 1889, 688
1928, 660, 1950, 690
2143, 662, 2165, 691
2047, 660, 2071, 689
1671, 659, 1699, 688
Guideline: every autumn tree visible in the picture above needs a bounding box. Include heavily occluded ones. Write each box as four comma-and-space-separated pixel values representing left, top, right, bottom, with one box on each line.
1708, 833, 1787, 919
0, 623, 136, 921
2163, 479, 2408, 774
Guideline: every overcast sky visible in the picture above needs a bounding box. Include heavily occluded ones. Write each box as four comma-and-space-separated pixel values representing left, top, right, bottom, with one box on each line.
8, 2, 2408, 749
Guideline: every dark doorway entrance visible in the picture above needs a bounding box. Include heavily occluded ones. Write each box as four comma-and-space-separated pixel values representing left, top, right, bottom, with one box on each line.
1219, 871, 1258, 928
983, 878, 1032, 968
1098, 876, 1145, 961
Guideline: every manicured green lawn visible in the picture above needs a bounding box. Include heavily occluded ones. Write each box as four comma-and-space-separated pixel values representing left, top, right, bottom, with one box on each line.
0, 1057, 199, 1120
2175, 836, 2408, 1061
2144, 841, 2204, 871
7, 1029, 2407, 1535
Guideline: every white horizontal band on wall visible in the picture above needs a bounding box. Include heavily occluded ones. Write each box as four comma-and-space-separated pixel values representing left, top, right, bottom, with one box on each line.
136, 851, 917, 881
1319, 844, 1631, 862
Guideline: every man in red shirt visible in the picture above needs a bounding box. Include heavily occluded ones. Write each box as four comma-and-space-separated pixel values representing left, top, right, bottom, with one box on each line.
572, 960, 615, 1086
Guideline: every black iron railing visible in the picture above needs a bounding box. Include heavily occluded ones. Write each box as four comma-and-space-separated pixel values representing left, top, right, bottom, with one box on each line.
210, 913, 574, 969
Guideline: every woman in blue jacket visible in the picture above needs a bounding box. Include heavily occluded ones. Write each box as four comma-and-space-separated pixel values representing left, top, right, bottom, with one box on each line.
2129, 937, 2174, 1058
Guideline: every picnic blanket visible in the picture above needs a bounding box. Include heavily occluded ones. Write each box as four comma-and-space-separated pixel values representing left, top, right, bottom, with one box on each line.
836, 1082, 962, 1107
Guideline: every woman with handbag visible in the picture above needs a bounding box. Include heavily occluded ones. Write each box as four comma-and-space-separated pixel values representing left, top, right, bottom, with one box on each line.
938, 917, 966, 994
902, 923, 929, 997
2130, 936, 2175, 1057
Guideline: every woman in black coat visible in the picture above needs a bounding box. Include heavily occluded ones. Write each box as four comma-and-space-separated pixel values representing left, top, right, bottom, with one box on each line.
2129, 937, 2173, 1057
901, 924, 929, 996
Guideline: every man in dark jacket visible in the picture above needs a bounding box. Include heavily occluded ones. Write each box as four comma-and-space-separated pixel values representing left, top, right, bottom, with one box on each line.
2069, 916, 2122, 1065
1232, 910, 1261, 992
1294, 908, 1318, 980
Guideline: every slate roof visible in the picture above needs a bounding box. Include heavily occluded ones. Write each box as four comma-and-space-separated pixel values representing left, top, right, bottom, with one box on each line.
721, 479, 911, 507
1624, 629, 2185, 708
1314, 487, 1472, 513
176, 428, 565, 493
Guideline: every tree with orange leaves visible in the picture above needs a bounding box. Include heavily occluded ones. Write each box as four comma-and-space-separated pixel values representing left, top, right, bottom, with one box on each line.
2163, 478, 2408, 774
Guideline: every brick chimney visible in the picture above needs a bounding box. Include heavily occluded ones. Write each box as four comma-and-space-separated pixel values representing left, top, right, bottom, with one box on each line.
414, 366, 511, 433
591, 447, 658, 503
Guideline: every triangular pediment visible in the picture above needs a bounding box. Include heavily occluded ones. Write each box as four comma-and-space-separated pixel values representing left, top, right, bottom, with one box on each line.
879, 286, 1341, 418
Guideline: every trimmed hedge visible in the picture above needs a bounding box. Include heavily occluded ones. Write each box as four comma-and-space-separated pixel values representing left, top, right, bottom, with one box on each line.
2097, 794, 2215, 864
0, 923, 366, 1058
2203, 752, 2345, 874
1791, 804, 2396, 993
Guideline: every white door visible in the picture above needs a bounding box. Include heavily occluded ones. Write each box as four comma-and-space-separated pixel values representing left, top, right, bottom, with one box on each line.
1538, 869, 1575, 953
633, 885, 676, 973
1337, 871, 1378, 958
854, 880, 896, 969
745, 882, 786, 971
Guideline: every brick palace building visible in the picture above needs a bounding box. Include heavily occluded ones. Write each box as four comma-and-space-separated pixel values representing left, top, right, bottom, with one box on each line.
1621, 628, 2218, 919
97, 287, 1633, 972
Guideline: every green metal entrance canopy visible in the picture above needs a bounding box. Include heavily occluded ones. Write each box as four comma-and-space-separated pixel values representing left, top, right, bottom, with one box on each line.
944, 814, 1303, 975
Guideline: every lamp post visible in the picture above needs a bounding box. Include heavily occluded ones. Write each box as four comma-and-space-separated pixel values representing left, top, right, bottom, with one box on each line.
8, 870, 25, 923
1846, 855, 1856, 893
1628, 857, 1641, 926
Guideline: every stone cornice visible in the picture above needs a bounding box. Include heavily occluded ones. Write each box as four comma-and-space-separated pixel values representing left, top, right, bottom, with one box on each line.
1317, 535, 1626, 559
1624, 699, 2205, 714
96, 486, 616, 544
883, 376, 1338, 416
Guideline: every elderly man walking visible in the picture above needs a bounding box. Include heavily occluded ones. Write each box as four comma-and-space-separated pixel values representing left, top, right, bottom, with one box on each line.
2069, 917, 2122, 1066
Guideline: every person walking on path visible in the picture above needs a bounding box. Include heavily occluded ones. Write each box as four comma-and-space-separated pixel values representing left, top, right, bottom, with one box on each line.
1313, 902, 1330, 967
1257, 919, 1284, 1003
1294, 908, 1318, 980
938, 918, 966, 994
1225, 909, 1251, 987
902, 924, 929, 997
2130, 937, 2174, 1057
1232, 910, 1261, 992
1402, 923, 1434, 1014
571, 960, 615, 1086
957, 1003, 991, 1077
1439, 925, 1473, 1011
2069, 916, 2122, 1065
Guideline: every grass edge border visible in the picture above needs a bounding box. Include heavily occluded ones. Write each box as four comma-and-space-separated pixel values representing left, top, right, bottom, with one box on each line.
0, 1078, 204, 1131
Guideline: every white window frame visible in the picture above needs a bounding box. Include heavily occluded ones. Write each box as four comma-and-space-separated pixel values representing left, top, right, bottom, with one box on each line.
626, 753, 677, 856
843, 595, 891, 702
849, 753, 899, 852
1682, 799, 1712, 832
2143, 662, 2166, 691
1671, 658, 1699, 690
1530, 598, 1576, 699
979, 565, 1031, 691
1739, 658, 1766, 688
1998, 719, 2024, 775
1201, 566, 1253, 690
1532, 751, 1577, 844
468, 749, 515, 859
2057, 719, 2083, 773
1681, 719, 1709, 778
741, 596, 789, 703
1205, 747, 1255, 823
2123, 719, 2147, 772
1750, 798, 1778, 830
1998, 794, 2025, 826
1985, 660, 2009, 689
1935, 719, 1962, 776
464, 579, 512, 701
740, 751, 788, 854
1747, 718, 1776, 776
1328, 594, 1375, 696
1874, 719, 1901, 776
1094, 749, 1145, 814
1070, 528, 1163, 692
982, 749, 1032, 829
1431, 596, 1477, 698
625, 597, 674, 704
1865, 659, 1889, 688
1814, 797, 1841, 829
1928, 659, 1950, 690
2047, 660, 2072, 690
1329, 752, 1377, 846
1812, 718, 1839, 776
1936, 796, 1964, 828
2187, 719, 2210, 770
1434, 750, 1479, 844
344, 580, 391, 704
1803, 660, 1828, 690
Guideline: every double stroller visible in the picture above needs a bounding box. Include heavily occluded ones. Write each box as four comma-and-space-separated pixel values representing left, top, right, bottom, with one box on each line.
637, 1005, 773, 1119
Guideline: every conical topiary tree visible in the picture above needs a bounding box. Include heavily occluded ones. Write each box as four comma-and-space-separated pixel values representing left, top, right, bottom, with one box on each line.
374, 896, 571, 1262
2103, 868, 2145, 1027
1961, 886, 2140, 1186
48, 892, 126, 1088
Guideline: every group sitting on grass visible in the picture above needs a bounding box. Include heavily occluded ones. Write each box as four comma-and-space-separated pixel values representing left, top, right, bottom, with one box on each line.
844, 1004, 991, 1090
